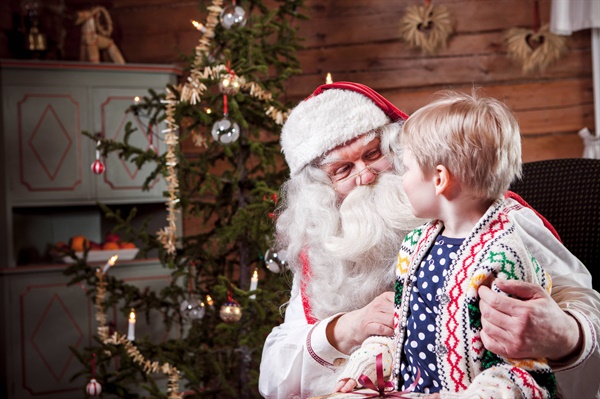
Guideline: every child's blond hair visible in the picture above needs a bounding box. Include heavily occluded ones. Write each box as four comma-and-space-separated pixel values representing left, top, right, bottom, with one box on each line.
401, 90, 522, 200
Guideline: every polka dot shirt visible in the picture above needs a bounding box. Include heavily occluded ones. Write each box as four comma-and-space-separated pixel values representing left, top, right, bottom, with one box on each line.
399, 234, 464, 393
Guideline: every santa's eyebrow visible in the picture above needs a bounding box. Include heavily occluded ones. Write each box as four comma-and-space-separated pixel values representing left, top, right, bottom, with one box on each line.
320, 135, 381, 166
319, 153, 344, 165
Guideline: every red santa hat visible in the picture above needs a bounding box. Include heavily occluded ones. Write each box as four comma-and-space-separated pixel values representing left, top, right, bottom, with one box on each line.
281, 81, 409, 176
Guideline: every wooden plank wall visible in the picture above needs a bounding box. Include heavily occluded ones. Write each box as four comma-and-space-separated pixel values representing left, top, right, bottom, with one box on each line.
290, 0, 594, 162
1, 0, 594, 163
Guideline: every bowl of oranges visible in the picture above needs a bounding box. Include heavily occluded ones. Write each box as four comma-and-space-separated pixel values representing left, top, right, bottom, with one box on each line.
56, 233, 139, 264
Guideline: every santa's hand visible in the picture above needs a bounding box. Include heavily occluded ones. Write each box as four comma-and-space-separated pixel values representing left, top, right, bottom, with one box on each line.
478, 279, 581, 361
326, 291, 394, 354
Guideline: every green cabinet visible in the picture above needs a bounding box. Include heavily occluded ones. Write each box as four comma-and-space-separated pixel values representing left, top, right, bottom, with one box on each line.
0, 60, 181, 267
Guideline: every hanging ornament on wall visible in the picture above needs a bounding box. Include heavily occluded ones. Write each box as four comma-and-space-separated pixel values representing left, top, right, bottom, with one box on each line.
505, 0, 566, 74
220, 0, 247, 30
399, 0, 454, 55
86, 354, 102, 396
91, 140, 105, 174
264, 248, 287, 273
220, 291, 243, 323
211, 95, 240, 144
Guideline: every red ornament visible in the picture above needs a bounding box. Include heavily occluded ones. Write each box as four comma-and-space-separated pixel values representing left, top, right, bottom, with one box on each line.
86, 378, 102, 396
91, 159, 105, 174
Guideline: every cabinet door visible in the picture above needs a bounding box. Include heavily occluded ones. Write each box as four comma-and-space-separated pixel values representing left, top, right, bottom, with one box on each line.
92, 88, 166, 203
2, 271, 93, 399
3, 86, 93, 205
0, 261, 174, 399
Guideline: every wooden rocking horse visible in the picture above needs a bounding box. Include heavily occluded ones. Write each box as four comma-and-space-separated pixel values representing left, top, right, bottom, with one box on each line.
75, 6, 125, 64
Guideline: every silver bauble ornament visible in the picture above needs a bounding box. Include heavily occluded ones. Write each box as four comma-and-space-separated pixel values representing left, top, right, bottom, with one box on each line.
220, 5, 247, 30
211, 117, 240, 144
264, 248, 287, 273
219, 300, 243, 323
180, 297, 206, 320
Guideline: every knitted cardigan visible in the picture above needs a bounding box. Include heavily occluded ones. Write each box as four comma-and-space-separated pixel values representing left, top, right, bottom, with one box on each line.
392, 198, 557, 399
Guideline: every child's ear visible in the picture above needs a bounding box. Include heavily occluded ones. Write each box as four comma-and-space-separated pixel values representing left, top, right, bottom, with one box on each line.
434, 164, 451, 195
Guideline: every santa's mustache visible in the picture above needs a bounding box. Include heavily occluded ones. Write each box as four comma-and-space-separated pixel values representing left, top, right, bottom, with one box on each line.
323, 172, 422, 262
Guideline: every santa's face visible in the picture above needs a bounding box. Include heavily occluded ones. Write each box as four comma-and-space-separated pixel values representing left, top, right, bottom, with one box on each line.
319, 135, 392, 199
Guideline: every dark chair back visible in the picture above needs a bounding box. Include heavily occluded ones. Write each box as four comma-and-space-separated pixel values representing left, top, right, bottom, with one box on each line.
509, 158, 600, 290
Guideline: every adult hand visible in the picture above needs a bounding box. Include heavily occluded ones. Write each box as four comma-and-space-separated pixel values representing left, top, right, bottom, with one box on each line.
326, 291, 395, 355
478, 279, 582, 361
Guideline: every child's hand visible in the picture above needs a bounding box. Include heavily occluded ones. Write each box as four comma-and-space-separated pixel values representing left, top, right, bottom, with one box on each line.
335, 378, 358, 393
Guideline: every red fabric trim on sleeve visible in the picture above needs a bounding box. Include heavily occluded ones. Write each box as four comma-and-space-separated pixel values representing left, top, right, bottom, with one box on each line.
505, 190, 562, 242
300, 250, 318, 325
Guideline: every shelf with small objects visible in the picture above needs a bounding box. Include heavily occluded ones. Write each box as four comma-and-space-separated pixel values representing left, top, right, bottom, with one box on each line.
0, 59, 183, 399
0, 59, 182, 268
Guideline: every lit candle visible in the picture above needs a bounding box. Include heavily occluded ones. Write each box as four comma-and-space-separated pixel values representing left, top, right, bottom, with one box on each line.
133, 96, 140, 104
191, 20, 207, 33
325, 72, 333, 84
127, 308, 136, 341
206, 295, 214, 310
249, 269, 258, 299
101, 255, 119, 274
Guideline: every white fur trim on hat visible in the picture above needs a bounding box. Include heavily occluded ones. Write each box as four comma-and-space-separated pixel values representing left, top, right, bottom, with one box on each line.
281, 89, 393, 176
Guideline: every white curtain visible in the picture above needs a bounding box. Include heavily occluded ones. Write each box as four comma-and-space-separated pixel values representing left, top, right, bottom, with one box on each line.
551, 0, 600, 158
551, 0, 600, 34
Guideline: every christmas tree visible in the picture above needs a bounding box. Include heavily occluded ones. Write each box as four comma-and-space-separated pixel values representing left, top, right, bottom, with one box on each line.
65, 0, 305, 397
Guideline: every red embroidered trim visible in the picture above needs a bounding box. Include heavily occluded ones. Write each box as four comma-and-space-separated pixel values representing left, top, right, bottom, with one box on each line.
300, 250, 318, 325
511, 367, 545, 399
505, 191, 561, 242
444, 212, 510, 390
306, 323, 335, 370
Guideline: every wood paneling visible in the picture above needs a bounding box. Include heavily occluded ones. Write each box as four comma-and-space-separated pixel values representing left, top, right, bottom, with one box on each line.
0, 0, 594, 161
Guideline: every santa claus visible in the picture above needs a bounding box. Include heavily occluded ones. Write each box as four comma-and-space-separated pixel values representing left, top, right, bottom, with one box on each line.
259, 82, 600, 399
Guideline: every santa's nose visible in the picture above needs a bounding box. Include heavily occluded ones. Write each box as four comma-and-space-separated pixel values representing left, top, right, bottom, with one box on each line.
355, 168, 376, 186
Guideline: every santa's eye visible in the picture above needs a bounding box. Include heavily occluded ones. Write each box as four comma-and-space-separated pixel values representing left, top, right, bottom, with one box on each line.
363, 148, 382, 161
332, 164, 353, 181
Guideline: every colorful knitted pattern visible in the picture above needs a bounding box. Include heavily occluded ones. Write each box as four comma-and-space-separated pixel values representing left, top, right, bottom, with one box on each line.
392, 198, 557, 399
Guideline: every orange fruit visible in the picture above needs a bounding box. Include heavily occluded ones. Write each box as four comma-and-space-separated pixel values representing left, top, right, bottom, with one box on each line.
102, 242, 120, 250
120, 242, 136, 249
70, 236, 89, 252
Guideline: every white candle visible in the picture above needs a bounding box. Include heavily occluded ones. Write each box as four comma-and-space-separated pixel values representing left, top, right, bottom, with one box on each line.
191, 20, 207, 33
249, 269, 258, 299
101, 255, 119, 274
127, 308, 136, 341
325, 72, 333, 84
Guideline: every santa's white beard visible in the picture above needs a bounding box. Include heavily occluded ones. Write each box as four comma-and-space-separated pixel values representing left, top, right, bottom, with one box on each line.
277, 170, 423, 320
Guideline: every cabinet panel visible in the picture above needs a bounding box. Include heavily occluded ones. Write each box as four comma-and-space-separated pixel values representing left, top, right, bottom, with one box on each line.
0, 60, 180, 206
92, 88, 166, 202
0, 61, 181, 266
3, 86, 92, 203
0, 261, 175, 399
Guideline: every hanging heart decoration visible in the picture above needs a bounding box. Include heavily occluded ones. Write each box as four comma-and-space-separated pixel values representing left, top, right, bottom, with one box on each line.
505, 24, 567, 74
399, 0, 453, 55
